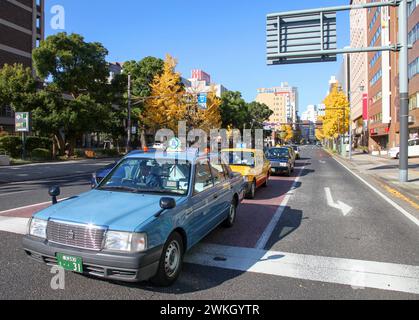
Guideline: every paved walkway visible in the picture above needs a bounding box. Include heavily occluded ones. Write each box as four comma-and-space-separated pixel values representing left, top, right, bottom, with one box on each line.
332, 151, 419, 209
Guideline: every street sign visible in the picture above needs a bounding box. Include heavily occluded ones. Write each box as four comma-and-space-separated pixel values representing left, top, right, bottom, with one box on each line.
15, 112, 30, 132
197, 93, 207, 110
266, 11, 337, 65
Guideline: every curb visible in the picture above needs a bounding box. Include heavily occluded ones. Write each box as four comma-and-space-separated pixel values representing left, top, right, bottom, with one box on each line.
324, 148, 419, 210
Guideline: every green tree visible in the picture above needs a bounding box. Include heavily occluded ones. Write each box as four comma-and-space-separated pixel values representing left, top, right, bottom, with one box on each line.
0, 64, 37, 111
245, 101, 273, 130
123, 56, 164, 147
220, 91, 248, 130
32, 32, 112, 155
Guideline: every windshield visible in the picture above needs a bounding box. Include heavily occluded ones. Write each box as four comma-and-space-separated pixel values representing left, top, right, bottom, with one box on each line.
222, 151, 256, 167
266, 148, 289, 159
97, 158, 191, 196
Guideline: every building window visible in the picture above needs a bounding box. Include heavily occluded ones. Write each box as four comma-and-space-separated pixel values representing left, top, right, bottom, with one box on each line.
369, 9, 380, 31
370, 113, 382, 125
409, 92, 419, 111
369, 26, 381, 47
408, 58, 419, 79
371, 91, 382, 104
408, 0, 418, 16
408, 23, 419, 46
370, 69, 382, 86
369, 51, 382, 68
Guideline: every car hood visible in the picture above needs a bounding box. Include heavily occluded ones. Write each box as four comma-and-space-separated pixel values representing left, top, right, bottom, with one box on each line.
34, 190, 185, 232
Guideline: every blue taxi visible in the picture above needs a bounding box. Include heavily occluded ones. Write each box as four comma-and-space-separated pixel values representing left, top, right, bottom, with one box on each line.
22, 148, 245, 286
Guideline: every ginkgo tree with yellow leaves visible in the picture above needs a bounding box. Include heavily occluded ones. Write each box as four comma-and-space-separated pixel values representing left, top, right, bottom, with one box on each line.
142, 54, 222, 134
143, 54, 186, 132
321, 84, 350, 142
278, 124, 294, 144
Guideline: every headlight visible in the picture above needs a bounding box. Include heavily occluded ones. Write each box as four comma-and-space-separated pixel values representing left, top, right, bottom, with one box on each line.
28, 218, 47, 239
104, 231, 147, 253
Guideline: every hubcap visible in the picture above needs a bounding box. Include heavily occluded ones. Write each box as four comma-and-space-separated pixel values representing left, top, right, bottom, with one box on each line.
164, 240, 180, 278
229, 204, 236, 223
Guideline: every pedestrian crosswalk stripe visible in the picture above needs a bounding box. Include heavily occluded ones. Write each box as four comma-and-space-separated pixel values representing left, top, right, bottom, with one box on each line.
185, 243, 419, 295
0, 217, 29, 235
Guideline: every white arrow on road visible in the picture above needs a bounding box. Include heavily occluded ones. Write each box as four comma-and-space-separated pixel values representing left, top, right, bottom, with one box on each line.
324, 187, 352, 216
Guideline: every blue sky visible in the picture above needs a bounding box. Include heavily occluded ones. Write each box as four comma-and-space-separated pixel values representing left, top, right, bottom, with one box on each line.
44, 0, 350, 114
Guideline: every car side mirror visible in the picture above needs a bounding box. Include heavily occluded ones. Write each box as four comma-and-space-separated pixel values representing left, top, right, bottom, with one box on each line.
160, 197, 176, 210
48, 186, 60, 205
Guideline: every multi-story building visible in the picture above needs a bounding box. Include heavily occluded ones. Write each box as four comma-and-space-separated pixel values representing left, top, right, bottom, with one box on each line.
0, 0, 45, 132
364, 0, 419, 153
366, 0, 397, 154
255, 83, 299, 131
350, 0, 369, 148
185, 69, 228, 98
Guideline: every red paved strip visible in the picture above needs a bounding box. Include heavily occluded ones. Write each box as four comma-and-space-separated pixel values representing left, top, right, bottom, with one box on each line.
0, 203, 51, 218
204, 169, 301, 248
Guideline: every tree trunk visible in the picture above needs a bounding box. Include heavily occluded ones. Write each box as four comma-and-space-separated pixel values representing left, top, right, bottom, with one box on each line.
140, 128, 146, 149
55, 133, 65, 156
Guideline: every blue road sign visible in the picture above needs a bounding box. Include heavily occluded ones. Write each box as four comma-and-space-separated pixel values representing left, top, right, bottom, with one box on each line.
198, 93, 207, 110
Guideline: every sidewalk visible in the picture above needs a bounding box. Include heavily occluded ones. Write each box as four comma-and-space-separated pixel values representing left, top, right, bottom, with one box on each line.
330, 150, 419, 210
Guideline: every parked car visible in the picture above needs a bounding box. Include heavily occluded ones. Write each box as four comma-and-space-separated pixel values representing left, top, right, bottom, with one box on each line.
388, 138, 419, 159
289, 145, 301, 159
221, 148, 271, 199
266, 147, 295, 176
284, 146, 296, 165
23, 148, 245, 286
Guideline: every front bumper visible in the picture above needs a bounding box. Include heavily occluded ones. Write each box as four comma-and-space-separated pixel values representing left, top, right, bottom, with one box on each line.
22, 235, 162, 283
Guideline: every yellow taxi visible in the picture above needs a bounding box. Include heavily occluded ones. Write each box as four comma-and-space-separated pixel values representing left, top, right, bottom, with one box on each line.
221, 148, 271, 199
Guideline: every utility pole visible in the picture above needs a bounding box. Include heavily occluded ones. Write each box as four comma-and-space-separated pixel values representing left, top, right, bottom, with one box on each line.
126, 73, 132, 153
399, 0, 409, 183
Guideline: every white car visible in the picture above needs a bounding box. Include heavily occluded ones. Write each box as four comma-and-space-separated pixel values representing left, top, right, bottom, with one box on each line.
388, 138, 419, 159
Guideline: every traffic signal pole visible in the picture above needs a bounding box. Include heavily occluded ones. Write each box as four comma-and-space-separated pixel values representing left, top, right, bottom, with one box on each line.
399, 0, 409, 183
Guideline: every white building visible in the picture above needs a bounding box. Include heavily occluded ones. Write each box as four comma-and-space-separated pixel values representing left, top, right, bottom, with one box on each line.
185, 69, 228, 98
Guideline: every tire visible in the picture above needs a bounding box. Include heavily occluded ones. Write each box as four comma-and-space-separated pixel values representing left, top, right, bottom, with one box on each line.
222, 200, 237, 228
245, 181, 256, 199
396, 153, 400, 159
285, 167, 291, 177
262, 174, 269, 188
151, 232, 184, 287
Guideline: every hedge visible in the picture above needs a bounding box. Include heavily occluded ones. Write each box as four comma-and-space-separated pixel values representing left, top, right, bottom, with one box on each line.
0, 136, 22, 158
25, 137, 52, 154
31, 148, 51, 161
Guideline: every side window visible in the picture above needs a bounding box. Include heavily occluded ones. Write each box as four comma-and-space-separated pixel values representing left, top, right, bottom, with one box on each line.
194, 160, 214, 194
210, 163, 227, 185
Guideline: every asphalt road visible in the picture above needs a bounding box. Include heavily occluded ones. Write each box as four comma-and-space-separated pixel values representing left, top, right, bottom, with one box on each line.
0, 146, 418, 299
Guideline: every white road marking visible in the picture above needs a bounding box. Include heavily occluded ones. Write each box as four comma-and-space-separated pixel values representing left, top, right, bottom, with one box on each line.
185, 243, 419, 295
255, 163, 306, 249
0, 190, 32, 197
0, 217, 29, 234
332, 156, 419, 227
0, 198, 68, 216
319, 160, 326, 164
325, 187, 353, 216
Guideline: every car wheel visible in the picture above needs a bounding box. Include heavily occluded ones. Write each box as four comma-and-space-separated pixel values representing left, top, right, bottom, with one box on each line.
396, 153, 400, 159
262, 174, 269, 188
285, 167, 291, 177
222, 200, 237, 228
151, 232, 184, 287
245, 181, 256, 199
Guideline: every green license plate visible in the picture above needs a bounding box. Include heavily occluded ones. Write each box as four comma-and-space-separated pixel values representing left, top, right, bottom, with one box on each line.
56, 253, 83, 273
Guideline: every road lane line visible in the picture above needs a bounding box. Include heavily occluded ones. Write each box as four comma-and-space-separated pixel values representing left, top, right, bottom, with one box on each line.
0, 190, 32, 197
0, 217, 29, 234
331, 155, 419, 227
255, 163, 306, 249
0, 198, 68, 216
185, 243, 419, 295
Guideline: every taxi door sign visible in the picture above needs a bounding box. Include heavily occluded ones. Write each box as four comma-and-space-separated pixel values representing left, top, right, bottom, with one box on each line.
15, 112, 30, 132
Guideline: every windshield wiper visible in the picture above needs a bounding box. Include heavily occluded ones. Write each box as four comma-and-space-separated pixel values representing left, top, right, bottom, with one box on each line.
98, 186, 139, 193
